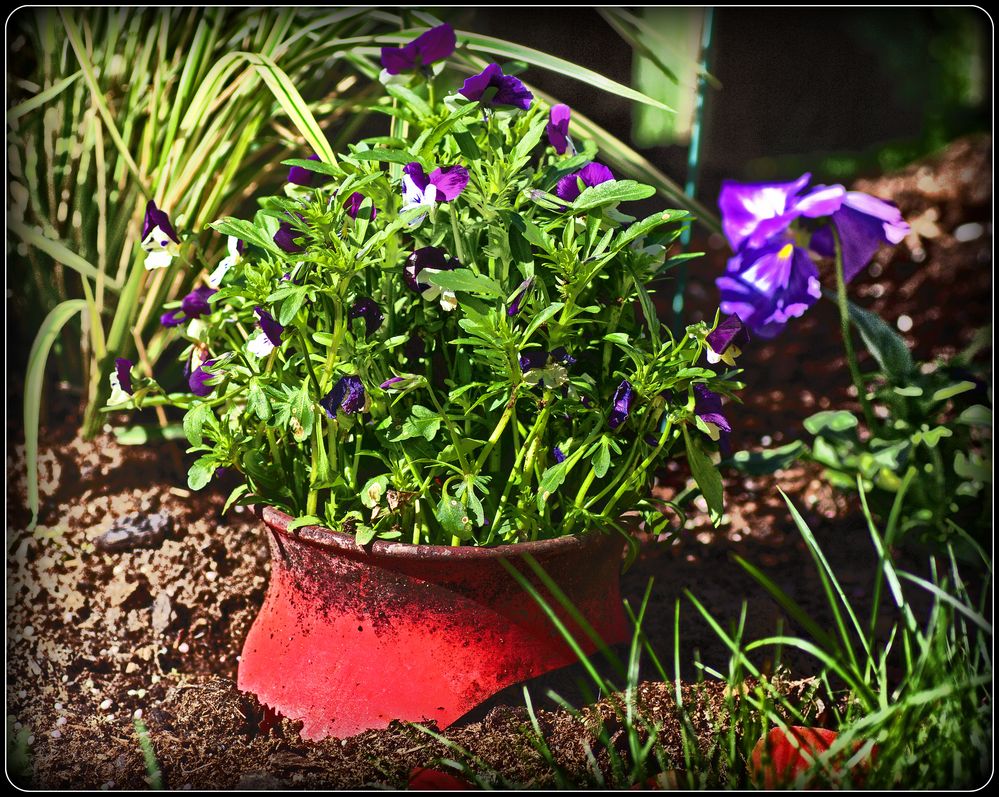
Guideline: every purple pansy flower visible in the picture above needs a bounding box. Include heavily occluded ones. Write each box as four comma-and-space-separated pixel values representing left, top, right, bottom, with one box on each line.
810, 191, 910, 282
553, 446, 566, 464
274, 221, 305, 254
288, 154, 320, 186
718, 173, 845, 252
161, 286, 217, 328
458, 63, 533, 110
401, 162, 469, 226
608, 380, 635, 430
705, 314, 750, 366
247, 306, 285, 359
344, 191, 377, 220
349, 297, 384, 338
507, 277, 534, 316
546, 104, 573, 155
380, 23, 456, 75
142, 200, 180, 244
404, 246, 456, 292
693, 384, 731, 442
114, 358, 133, 395
716, 238, 821, 339
555, 162, 615, 204
320, 375, 366, 419
518, 348, 549, 372
189, 358, 218, 398
141, 200, 181, 270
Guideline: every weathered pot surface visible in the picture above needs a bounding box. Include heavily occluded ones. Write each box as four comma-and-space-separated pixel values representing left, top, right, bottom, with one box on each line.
237, 505, 629, 740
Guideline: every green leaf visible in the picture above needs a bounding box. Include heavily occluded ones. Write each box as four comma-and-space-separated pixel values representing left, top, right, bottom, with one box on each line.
209, 217, 283, 255
592, 437, 612, 479
247, 381, 271, 422
912, 425, 953, 448
804, 410, 860, 436
393, 405, 441, 442
280, 157, 342, 177
222, 484, 250, 516
183, 403, 213, 447
187, 456, 216, 491
728, 441, 807, 475
287, 514, 323, 532
931, 381, 976, 403
354, 524, 377, 545
683, 426, 723, 525
572, 180, 656, 211
958, 404, 991, 427
290, 385, 315, 441
426, 269, 504, 297
844, 297, 915, 383
436, 489, 474, 540
24, 300, 86, 529
537, 459, 571, 511
350, 149, 414, 166
10, 221, 120, 290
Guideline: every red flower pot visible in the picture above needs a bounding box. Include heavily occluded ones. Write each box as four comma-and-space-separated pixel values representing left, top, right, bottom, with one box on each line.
237, 506, 628, 740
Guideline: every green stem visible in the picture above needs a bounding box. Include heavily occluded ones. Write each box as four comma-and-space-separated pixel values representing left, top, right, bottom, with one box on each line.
832, 227, 877, 431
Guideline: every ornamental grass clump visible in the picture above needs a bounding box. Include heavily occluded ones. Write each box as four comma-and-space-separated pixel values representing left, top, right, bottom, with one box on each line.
112, 24, 743, 546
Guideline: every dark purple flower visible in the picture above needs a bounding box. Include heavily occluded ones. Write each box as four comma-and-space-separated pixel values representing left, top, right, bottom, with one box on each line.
519, 348, 549, 372
142, 200, 180, 244
716, 238, 821, 339
348, 297, 384, 338
288, 154, 320, 186
458, 63, 533, 110
549, 347, 576, 366
404, 246, 456, 292
254, 306, 284, 347
693, 384, 731, 442
402, 162, 469, 205
608, 380, 635, 430
274, 221, 305, 254
507, 277, 534, 316
553, 446, 566, 464
114, 358, 133, 395
380, 23, 456, 75
718, 173, 845, 252
810, 191, 910, 282
546, 104, 572, 155
320, 375, 366, 419
705, 313, 750, 366
555, 162, 615, 203
180, 286, 217, 318
189, 358, 218, 398
160, 309, 186, 328
380, 376, 404, 390
344, 191, 377, 220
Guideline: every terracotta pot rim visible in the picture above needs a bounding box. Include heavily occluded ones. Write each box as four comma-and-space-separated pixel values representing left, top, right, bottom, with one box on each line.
257, 504, 616, 561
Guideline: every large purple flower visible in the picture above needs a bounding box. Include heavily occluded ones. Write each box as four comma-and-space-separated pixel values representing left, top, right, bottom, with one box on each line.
693, 384, 731, 442
402, 162, 469, 203
380, 23, 456, 75
705, 314, 750, 366
716, 238, 821, 339
320, 375, 366, 419
189, 358, 218, 398
344, 191, 377, 220
348, 297, 384, 338
274, 221, 305, 254
288, 154, 321, 186
546, 104, 572, 155
810, 191, 910, 282
458, 63, 533, 110
718, 174, 845, 252
161, 286, 217, 328
555, 162, 615, 204
608, 380, 635, 430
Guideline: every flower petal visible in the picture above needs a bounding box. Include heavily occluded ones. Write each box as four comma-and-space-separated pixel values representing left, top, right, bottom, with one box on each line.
428, 165, 469, 201
546, 104, 572, 155
288, 154, 321, 186
608, 380, 634, 429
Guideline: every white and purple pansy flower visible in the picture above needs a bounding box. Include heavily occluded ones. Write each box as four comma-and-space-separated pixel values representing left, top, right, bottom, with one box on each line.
405, 246, 459, 311
348, 297, 384, 338
458, 63, 533, 111
380, 23, 456, 75
288, 154, 321, 186
141, 200, 181, 270
555, 162, 615, 204
608, 380, 635, 430
519, 347, 576, 389
108, 357, 134, 405
546, 104, 573, 155
247, 306, 285, 359
400, 162, 469, 225
718, 173, 845, 252
705, 313, 750, 366
693, 383, 731, 442
810, 191, 910, 282
320, 375, 367, 419
208, 236, 244, 288
161, 286, 217, 328
716, 238, 822, 339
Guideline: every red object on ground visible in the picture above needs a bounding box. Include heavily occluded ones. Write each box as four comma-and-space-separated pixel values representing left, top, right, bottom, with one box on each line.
408, 767, 477, 790
237, 506, 628, 740
750, 725, 875, 788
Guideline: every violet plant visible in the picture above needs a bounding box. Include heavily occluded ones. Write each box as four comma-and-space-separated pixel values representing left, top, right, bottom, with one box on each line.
716, 175, 992, 548
111, 25, 744, 547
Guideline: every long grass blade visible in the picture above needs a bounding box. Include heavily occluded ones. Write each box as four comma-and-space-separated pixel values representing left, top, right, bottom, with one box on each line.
7, 70, 82, 121
10, 221, 119, 290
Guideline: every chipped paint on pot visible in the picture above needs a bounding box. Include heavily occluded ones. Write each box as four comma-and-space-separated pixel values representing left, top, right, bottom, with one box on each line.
237, 506, 628, 740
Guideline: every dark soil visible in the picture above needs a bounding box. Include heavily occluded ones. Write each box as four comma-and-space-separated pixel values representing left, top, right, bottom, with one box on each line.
6, 136, 991, 789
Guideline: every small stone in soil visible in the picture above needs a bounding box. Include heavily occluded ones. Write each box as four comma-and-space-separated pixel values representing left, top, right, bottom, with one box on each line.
95, 512, 173, 553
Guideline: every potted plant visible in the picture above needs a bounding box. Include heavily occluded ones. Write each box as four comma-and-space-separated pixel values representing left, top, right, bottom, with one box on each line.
110, 23, 744, 740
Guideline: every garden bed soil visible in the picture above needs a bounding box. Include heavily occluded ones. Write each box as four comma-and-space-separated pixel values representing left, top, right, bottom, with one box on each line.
6, 136, 991, 788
